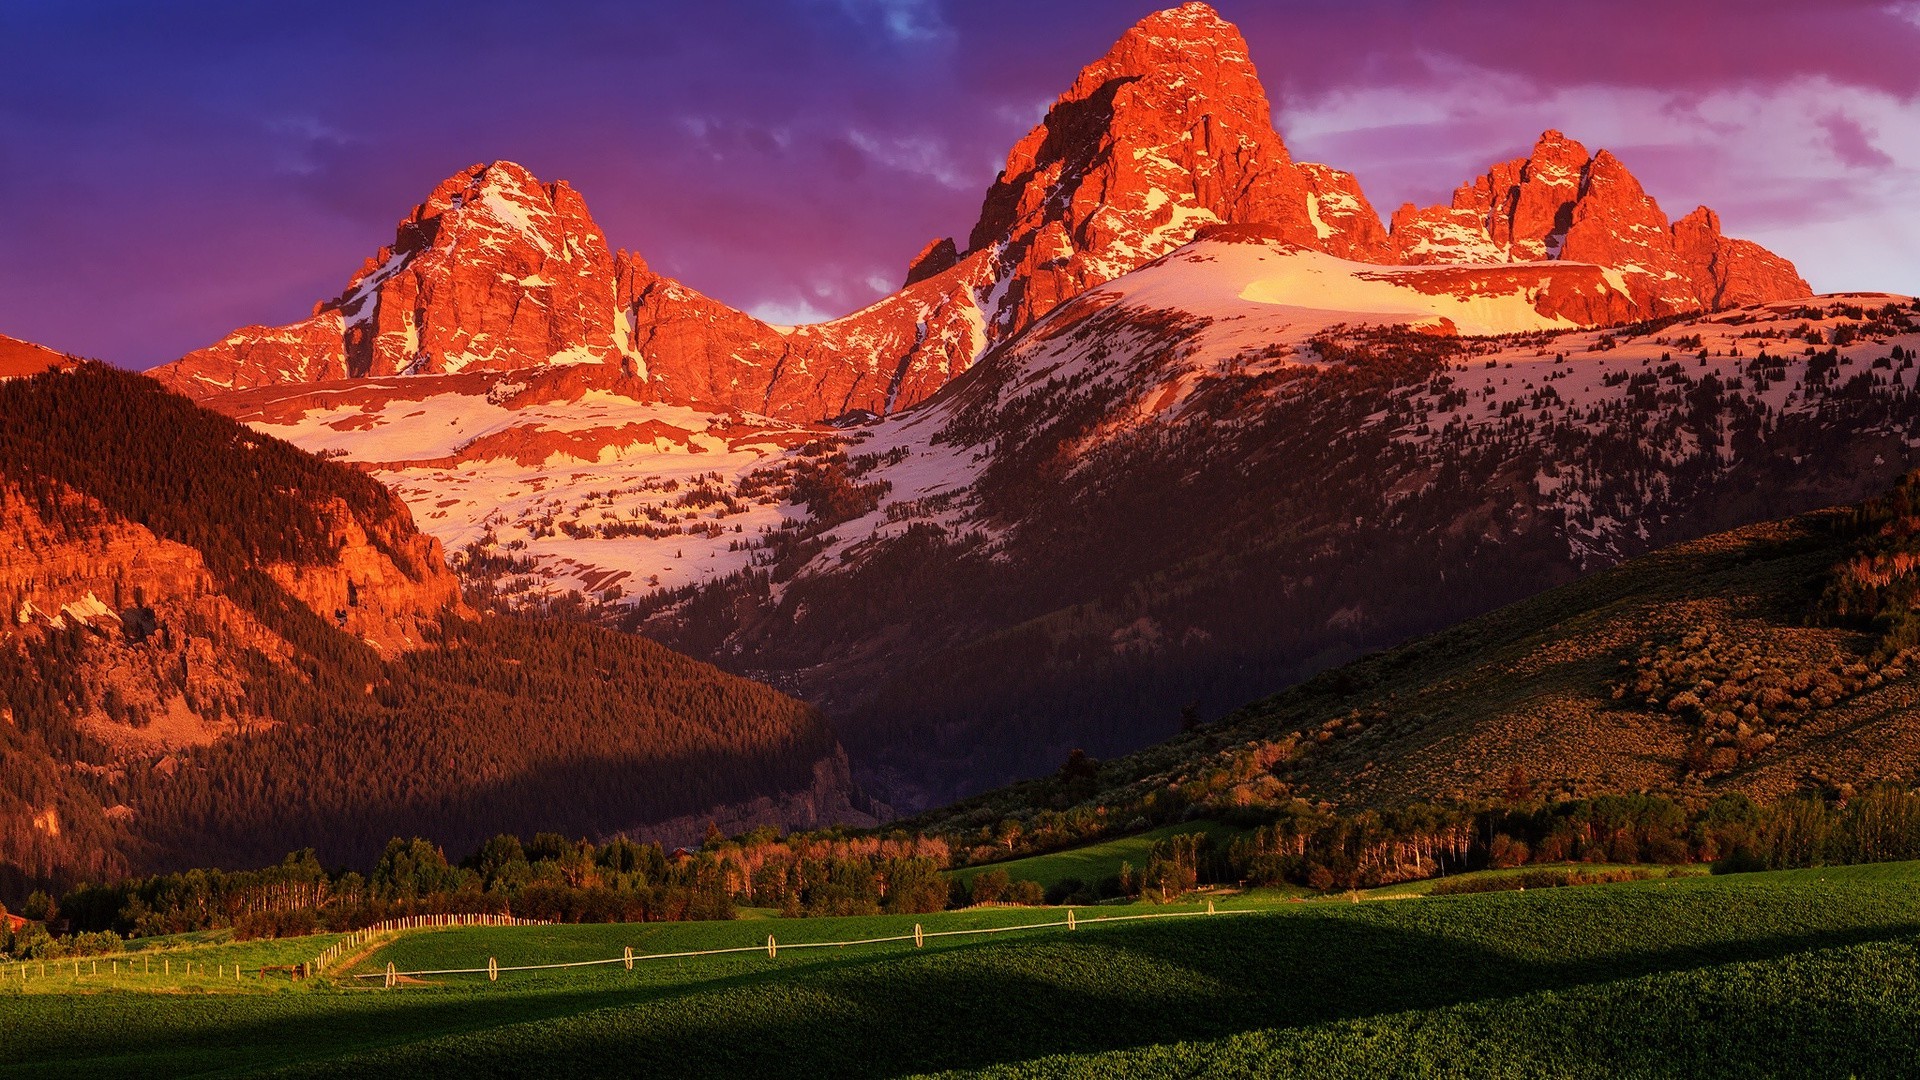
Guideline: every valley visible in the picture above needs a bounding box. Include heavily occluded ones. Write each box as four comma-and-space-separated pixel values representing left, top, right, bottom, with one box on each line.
3, 1, 1918, 1074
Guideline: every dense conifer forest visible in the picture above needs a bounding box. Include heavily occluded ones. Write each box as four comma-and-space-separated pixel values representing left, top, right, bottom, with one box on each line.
0, 367, 841, 893
0, 363, 420, 576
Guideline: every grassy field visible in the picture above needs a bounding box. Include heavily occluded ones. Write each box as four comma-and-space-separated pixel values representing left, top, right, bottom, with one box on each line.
4, 862, 1920, 1076
0, 930, 345, 994
946, 820, 1248, 891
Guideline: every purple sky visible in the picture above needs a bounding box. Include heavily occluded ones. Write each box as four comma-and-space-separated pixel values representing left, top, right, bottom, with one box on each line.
2, 0, 1915, 368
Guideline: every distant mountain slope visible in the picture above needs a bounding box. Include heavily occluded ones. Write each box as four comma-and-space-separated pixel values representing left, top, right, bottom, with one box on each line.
908, 470, 1920, 833
631, 257, 1918, 809
0, 333, 77, 377
188, 227, 1914, 811
0, 365, 858, 890
137, 2, 1827, 816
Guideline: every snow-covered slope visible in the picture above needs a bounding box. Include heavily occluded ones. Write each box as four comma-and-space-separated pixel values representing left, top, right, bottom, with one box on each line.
226, 237, 1646, 605
223, 235, 1920, 815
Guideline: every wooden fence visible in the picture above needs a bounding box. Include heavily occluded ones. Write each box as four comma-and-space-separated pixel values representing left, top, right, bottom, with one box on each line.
309, 913, 549, 975
351, 901, 1237, 988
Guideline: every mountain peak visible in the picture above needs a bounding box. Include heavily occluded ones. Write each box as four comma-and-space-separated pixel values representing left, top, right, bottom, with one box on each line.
1100, 2, 1249, 77
957, 0, 1328, 341
1393, 129, 1810, 312
1138, 1, 1231, 28
158, 158, 628, 393
156, 6, 1811, 416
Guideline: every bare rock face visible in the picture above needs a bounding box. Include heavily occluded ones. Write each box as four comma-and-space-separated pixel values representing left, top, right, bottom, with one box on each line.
1298, 163, 1390, 261
160, 312, 351, 392
1394, 130, 1810, 314
1461, 129, 1593, 260
161, 162, 632, 395
0, 472, 459, 769
265, 497, 461, 654
904, 237, 960, 287
1558, 149, 1697, 310
616, 247, 1001, 419
1672, 206, 1813, 309
1388, 204, 1508, 264
156, 4, 1810, 425
0, 334, 77, 378
157, 161, 996, 420
960, 2, 1320, 340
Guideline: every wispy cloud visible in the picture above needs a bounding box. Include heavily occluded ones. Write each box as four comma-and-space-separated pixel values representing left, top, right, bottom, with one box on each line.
746, 298, 835, 326
846, 130, 974, 190
836, 0, 950, 43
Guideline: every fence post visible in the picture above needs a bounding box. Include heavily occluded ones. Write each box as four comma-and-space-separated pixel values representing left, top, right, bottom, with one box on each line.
1068, 909, 1076, 931
914, 923, 923, 948
488, 957, 498, 983
767, 935, 777, 959
385, 962, 396, 989
624, 946, 634, 971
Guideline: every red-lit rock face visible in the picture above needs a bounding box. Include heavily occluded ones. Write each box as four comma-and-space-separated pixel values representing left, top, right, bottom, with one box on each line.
0, 334, 76, 377
1672, 206, 1813, 309
154, 3, 1810, 423
1394, 130, 1810, 315
960, 2, 1318, 338
161, 162, 630, 393
1298, 163, 1391, 262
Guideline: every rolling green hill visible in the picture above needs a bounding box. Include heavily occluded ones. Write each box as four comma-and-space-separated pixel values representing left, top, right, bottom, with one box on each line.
2, 863, 1919, 1077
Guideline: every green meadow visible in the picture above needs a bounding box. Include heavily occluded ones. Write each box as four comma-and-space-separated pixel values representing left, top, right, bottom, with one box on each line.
4, 864, 1920, 1077
944, 820, 1249, 891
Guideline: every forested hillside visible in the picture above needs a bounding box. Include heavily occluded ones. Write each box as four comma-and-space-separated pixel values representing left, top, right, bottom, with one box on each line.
905, 467, 1920, 850
631, 294, 1920, 810
0, 366, 852, 895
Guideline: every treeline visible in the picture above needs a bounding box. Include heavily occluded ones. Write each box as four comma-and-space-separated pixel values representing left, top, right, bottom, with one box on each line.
0, 364, 841, 883
120, 609, 841, 872
12, 829, 968, 953
18, 783, 1920, 958
1120, 785, 1920, 895
0, 364, 420, 577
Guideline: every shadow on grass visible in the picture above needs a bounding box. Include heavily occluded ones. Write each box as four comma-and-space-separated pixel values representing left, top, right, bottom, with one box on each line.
13, 893, 1917, 1080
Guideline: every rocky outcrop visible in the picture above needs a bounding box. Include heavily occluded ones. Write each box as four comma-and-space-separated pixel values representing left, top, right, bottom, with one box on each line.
904, 238, 959, 287
0, 481, 280, 754
957, 2, 1321, 341
1388, 204, 1507, 264
616, 248, 1001, 418
1391, 130, 1811, 314
1298, 163, 1390, 261
1672, 206, 1813, 309
265, 498, 460, 653
160, 162, 633, 395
